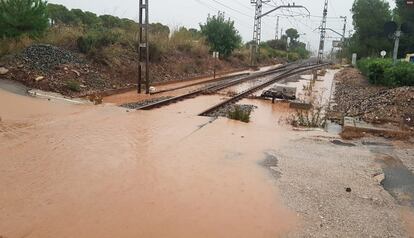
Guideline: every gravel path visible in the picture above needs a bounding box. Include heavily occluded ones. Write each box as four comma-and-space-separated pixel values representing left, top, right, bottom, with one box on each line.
271, 134, 410, 237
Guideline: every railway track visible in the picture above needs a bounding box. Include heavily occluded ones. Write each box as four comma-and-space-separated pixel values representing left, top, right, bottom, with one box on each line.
134, 63, 297, 110
199, 63, 330, 117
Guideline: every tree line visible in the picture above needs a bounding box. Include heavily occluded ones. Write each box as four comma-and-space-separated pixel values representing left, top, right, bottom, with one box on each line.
348, 0, 414, 58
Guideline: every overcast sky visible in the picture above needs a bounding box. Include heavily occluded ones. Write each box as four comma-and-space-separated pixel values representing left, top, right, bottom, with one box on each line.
48, 0, 396, 53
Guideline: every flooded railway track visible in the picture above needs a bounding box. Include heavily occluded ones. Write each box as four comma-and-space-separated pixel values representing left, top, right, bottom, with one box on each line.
199, 63, 330, 116
134, 63, 300, 110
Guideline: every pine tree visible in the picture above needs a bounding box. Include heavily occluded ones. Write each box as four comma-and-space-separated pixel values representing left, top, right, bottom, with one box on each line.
0, 0, 49, 38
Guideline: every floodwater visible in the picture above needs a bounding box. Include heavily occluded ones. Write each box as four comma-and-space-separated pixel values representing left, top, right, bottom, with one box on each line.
401, 209, 414, 237
0, 88, 298, 238
377, 156, 414, 207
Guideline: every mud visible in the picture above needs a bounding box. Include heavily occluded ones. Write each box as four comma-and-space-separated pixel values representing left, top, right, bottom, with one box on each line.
1, 68, 413, 238
0, 88, 297, 238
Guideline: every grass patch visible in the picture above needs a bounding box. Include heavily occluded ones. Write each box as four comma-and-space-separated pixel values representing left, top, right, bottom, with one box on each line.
290, 107, 326, 128
66, 80, 81, 92
228, 105, 251, 123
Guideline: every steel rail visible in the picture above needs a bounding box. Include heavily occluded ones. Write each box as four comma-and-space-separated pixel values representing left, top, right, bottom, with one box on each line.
134, 63, 297, 110
199, 63, 330, 116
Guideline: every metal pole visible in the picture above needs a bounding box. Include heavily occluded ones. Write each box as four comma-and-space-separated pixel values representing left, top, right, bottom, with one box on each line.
393, 30, 401, 65
138, 0, 143, 93
251, 0, 263, 67
275, 16, 280, 40
317, 0, 328, 64
138, 0, 150, 94
341, 16, 347, 44
145, 0, 150, 94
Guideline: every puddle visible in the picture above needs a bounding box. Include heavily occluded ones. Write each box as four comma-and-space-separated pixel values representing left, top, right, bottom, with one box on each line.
326, 120, 343, 134
377, 156, 414, 207
0, 79, 28, 95
331, 140, 356, 147
260, 151, 281, 179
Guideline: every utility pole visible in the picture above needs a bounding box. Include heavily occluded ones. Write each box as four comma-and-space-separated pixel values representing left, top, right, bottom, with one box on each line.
251, 0, 266, 67
393, 30, 401, 65
340, 16, 347, 44
275, 16, 280, 40
281, 28, 284, 39
138, 0, 150, 94
250, 1, 309, 66
317, 0, 328, 63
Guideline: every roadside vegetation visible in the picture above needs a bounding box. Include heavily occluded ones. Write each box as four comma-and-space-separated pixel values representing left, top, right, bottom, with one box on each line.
339, 0, 414, 88
228, 105, 252, 123
357, 58, 414, 86
0, 0, 310, 96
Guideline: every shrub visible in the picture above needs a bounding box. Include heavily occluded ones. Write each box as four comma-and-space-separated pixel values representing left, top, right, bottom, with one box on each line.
384, 62, 414, 86
77, 29, 119, 54
0, 34, 32, 56
66, 80, 81, 92
0, 0, 49, 38
228, 105, 251, 123
200, 13, 242, 58
358, 58, 414, 86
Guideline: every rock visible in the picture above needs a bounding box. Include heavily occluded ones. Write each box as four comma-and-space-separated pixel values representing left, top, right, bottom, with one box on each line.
71, 69, 80, 77
149, 86, 157, 93
21, 44, 82, 72
0, 67, 9, 75
80, 84, 87, 88
35, 76, 45, 82
373, 173, 385, 184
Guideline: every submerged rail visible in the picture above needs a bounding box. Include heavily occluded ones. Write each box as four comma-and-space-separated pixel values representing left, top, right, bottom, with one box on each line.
134, 63, 297, 110
198, 63, 330, 117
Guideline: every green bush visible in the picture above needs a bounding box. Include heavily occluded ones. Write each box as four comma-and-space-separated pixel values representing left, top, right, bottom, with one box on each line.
200, 13, 242, 58
0, 0, 49, 38
358, 58, 414, 86
228, 106, 251, 123
77, 29, 119, 54
66, 80, 81, 92
384, 62, 414, 86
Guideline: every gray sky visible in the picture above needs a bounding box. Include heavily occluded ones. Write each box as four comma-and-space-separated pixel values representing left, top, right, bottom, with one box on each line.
48, 0, 395, 53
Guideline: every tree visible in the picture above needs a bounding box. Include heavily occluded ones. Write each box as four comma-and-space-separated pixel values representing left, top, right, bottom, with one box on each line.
395, 0, 414, 56
265, 39, 287, 51
285, 28, 299, 42
200, 13, 242, 57
350, 0, 393, 57
47, 3, 78, 25
0, 0, 49, 37
70, 9, 100, 26
99, 15, 122, 28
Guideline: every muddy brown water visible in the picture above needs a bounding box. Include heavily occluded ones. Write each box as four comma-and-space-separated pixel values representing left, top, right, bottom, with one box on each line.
377, 156, 414, 207
0, 89, 298, 238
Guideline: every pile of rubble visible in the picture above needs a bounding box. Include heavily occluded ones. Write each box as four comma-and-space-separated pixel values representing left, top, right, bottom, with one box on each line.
21, 44, 83, 72
333, 68, 414, 125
